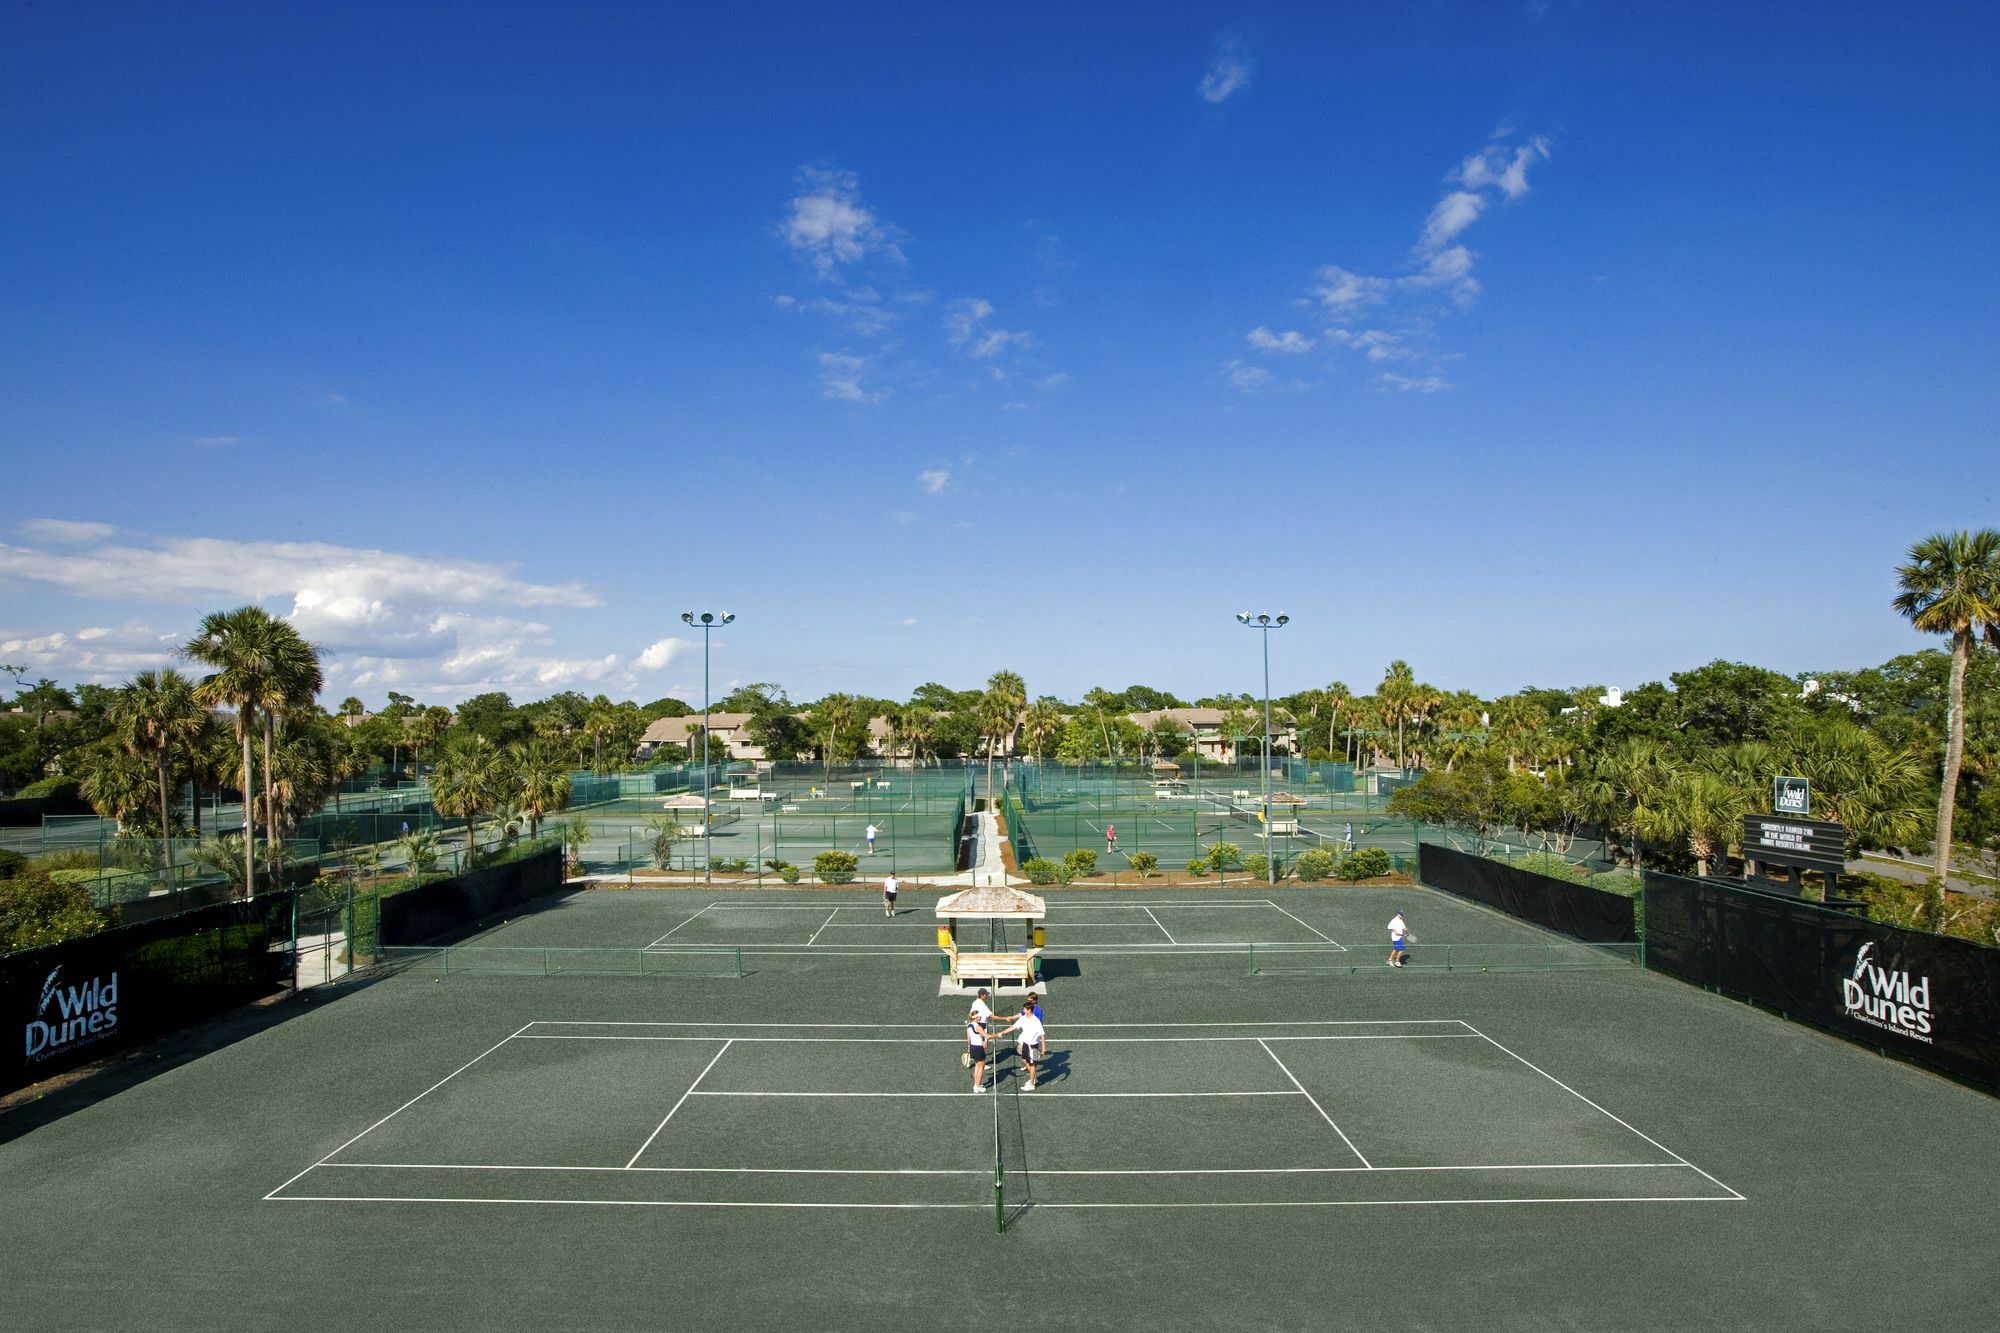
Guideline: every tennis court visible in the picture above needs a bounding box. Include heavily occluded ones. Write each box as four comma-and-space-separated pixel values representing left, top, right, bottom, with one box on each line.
4, 879, 1997, 1332
265, 1017, 1737, 1214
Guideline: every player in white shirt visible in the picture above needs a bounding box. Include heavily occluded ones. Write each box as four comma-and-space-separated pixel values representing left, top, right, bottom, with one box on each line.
998, 1004, 1047, 1091
865, 823, 879, 854
882, 872, 900, 917
967, 988, 996, 1093
1387, 910, 1408, 967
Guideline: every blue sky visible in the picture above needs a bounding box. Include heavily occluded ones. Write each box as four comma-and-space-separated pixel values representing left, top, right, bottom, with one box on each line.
2, 2, 1995, 709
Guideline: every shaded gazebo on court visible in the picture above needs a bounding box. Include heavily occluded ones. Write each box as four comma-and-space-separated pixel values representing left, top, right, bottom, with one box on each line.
934, 884, 1047, 989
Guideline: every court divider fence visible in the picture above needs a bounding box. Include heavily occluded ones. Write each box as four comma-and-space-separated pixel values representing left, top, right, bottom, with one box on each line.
1417, 843, 1639, 946
1642, 873, 2000, 1093
378, 845, 566, 946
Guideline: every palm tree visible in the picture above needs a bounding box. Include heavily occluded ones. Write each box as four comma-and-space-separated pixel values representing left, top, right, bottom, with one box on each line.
429, 731, 511, 863
1321, 682, 1351, 759
978, 674, 1024, 803
1021, 698, 1066, 762
509, 737, 573, 839
899, 705, 937, 768
255, 622, 323, 879
1379, 661, 1417, 770
110, 668, 207, 884
1081, 686, 1119, 759
77, 740, 155, 826
1637, 767, 1747, 877
1893, 529, 2000, 886
979, 671, 1027, 797
810, 694, 865, 786
185, 606, 284, 895
1585, 738, 1669, 870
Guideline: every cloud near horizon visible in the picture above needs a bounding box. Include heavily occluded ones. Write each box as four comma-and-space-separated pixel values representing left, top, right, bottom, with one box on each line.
0, 523, 714, 702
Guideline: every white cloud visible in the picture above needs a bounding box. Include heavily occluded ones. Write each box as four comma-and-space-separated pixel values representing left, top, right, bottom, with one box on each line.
1420, 191, 1486, 250
1247, 327, 1315, 355
191, 435, 241, 448
1035, 372, 1072, 391
1456, 136, 1550, 200
1326, 328, 1413, 362
945, 297, 1033, 358
886, 617, 918, 628
1379, 371, 1449, 393
1314, 266, 1391, 315
1401, 244, 1480, 307
637, 638, 691, 671
776, 287, 895, 337
919, 469, 950, 494
0, 621, 188, 682
779, 167, 903, 278
1223, 360, 1275, 392
816, 351, 887, 405
1261, 132, 1552, 394
18, 518, 115, 544
1198, 34, 1254, 103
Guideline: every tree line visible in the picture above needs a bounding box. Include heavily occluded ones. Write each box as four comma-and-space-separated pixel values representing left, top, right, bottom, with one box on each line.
3, 529, 1995, 919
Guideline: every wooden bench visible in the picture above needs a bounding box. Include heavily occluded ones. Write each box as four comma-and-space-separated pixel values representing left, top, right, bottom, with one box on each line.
943, 942, 1040, 988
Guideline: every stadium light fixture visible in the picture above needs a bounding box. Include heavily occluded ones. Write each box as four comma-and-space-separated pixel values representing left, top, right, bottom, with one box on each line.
680, 611, 735, 884
1237, 612, 1290, 886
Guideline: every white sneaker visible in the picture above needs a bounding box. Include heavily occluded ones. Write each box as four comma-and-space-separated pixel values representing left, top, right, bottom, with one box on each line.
1023, 1082, 1036, 1092
973, 1085, 986, 1094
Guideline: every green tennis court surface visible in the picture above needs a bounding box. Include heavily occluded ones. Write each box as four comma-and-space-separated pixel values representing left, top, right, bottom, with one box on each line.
3, 883, 1996, 1332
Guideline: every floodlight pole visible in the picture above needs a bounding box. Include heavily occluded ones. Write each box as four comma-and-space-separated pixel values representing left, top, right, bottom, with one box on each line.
1237, 612, 1289, 887
681, 610, 734, 885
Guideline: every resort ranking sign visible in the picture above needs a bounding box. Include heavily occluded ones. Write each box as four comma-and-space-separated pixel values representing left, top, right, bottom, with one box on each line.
1741, 815, 1848, 876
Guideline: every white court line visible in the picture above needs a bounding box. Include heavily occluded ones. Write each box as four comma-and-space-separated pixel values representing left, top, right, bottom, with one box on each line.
1259, 1039, 1371, 1169
1459, 1022, 1747, 1202
329, 1162, 989, 1175
1017, 1196, 1741, 1211
1262, 900, 1342, 947
623, 1038, 733, 1169
524, 1019, 1472, 1029
672, 900, 1290, 910
686, 1089, 1306, 1098
1141, 906, 1177, 944
322, 1160, 1689, 1176
646, 903, 717, 947
264, 1023, 533, 1200
803, 910, 841, 946
268, 1196, 986, 1211
513, 1033, 1477, 1044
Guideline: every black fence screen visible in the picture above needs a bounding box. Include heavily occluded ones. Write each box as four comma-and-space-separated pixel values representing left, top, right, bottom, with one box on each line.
379, 848, 565, 946
1, 890, 297, 1095
1418, 843, 1638, 945
1643, 873, 2000, 1092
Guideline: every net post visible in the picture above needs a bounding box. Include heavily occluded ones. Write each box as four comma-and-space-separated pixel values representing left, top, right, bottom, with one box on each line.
995, 1159, 1005, 1234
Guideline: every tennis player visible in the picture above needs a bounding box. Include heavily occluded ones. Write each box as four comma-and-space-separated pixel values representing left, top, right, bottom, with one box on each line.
998, 1003, 1046, 1091
1387, 909, 1408, 967
865, 823, 879, 854
968, 988, 996, 1093
882, 872, 900, 916
1105, 823, 1117, 853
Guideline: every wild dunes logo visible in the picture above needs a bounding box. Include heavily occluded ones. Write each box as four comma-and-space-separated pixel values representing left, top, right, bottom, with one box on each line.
1840, 942, 1933, 1044
24, 965, 121, 1063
